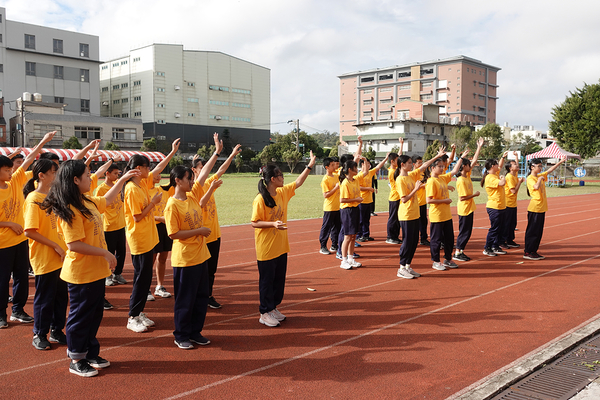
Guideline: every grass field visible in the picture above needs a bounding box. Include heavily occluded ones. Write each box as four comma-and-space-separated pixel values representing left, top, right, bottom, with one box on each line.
160, 172, 600, 226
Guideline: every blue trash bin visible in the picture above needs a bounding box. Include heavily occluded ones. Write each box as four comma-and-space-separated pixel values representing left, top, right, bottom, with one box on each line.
579, 180, 585, 186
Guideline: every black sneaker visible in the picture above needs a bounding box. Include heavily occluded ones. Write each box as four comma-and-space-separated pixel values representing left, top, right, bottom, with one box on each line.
32, 334, 51, 350
524, 252, 543, 261
533, 252, 546, 260
103, 298, 113, 310
0, 317, 7, 329
506, 241, 520, 248
462, 253, 472, 261
356, 237, 367, 242
329, 246, 337, 253
492, 247, 507, 255
366, 237, 375, 241
49, 329, 67, 345
452, 253, 469, 262
483, 248, 497, 257
190, 334, 211, 345
10, 310, 33, 323
208, 296, 222, 309
370, 212, 377, 217
69, 360, 98, 377
174, 339, 194, 349
87, 356, 110, 369
499, 243, 510, 249
420, 239, 431, 246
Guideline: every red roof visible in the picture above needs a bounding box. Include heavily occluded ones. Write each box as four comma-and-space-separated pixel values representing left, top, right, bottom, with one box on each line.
0, 147, 167, 162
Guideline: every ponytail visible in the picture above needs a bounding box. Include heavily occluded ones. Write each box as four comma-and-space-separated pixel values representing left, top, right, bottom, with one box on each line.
456, 158, 470, 178
258, 164, 280, 208
394, 155, 411, 180
23, 159, 57, 198
480, 159, 497, 188
121, 154, 150, 201
339, 160, 357, 183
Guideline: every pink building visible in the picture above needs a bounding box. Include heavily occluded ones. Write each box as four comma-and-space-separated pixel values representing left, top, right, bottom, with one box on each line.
338, 55, 500, 138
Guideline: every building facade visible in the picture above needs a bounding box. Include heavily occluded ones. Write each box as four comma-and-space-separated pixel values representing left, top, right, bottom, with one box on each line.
99, 44, 270, 153
0, 6, 100, 146
339, 55, 500, 139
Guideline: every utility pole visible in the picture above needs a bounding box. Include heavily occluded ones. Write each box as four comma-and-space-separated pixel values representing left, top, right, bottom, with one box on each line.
287, 119, 300, 151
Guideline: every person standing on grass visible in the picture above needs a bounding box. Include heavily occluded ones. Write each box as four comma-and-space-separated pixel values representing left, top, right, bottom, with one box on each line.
386, 138, 404, 245
426, 147, 468, 271
500, 152, 525, 249
481, 152, 508, 257
453, 138, 485, 262
0, 131, 56, 329
395, 149, 446, 279
338, 159, 363, 270
357, 155, 389, 243
411, 155, 430, 246
39, 159, 138, 377
23, 159, 68, 350
523, 157, 566, 261
251, 151, 316, 327
163, 161, 222, 350
192, 143, 242, 310
318, 157, 341, 255
122, 138, 180, 333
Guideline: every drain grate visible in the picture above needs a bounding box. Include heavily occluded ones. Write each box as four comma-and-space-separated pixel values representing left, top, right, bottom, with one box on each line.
491, 334, 600, 400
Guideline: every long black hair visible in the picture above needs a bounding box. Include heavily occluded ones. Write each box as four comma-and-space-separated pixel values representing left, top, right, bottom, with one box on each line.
339, 160, 357, 183
39, 160, 97, 226
505, 160, 516, 174
480, 159, 498, 188
121, 154, 150, 200
394, 155, 412, 180
23, 159, 58, 198
162, 165, 193, 192
258, 164, 280, 208
526, 158, 542, 196
455, 158, 471, 178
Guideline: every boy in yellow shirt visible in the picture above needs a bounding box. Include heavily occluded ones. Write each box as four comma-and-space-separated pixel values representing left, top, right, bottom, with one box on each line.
319, 157, 341, 254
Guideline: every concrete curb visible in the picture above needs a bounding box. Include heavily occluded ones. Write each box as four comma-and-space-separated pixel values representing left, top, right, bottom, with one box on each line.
447, 314, 600, 400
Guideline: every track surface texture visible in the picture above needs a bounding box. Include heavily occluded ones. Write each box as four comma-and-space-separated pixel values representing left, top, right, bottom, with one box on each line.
1, 194, 599, 400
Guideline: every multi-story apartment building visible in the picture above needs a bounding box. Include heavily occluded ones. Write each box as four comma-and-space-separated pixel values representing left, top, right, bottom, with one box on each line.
0, 6, 100, 146
100, 44, 270, 153
339, 55, 500, 138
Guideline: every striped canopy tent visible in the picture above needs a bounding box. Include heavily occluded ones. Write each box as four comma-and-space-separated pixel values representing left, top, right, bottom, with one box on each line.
0, 147, 166, 162
526, 142, 581, 161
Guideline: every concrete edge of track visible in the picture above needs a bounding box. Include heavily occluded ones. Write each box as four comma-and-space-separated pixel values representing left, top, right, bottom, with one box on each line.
448, 314, 600, 400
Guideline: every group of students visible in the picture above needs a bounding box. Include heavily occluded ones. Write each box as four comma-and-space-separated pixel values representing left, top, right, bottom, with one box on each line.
0, 132, 243, 377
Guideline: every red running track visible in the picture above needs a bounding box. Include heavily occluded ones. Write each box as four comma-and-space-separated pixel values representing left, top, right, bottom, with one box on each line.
1, 193, 599, 400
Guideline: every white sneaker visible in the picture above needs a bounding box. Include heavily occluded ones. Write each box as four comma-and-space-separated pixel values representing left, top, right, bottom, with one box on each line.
432, 262, 447, 271
348, 258, 362, 268
405, 265, 421, 277
397, 267, 414, 279
259, 312, 280, 327
127, 316, 148, 333
340, 260, 353, 270
154, 286, 172, 298
147, 292, 155, 302
105, 275, 115, 286
271, 309, 286, 322
139, 312, 155, 327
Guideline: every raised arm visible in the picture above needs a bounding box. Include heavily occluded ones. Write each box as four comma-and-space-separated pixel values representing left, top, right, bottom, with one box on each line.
215, 144, 242, 178
23, 131, 56, 170
7, 147, 22, 159
498, 151, 508, 170
372, 153, 390, 173
352, 136, 363, 162
447, 144, 456, 168
471, 137, 484, 166
449, 149, 469, 176
73, 139, 100, 160
419, 146, 447, 172
399, 137, 404, 155
295, 150, 316, 189
195, 134, 223, 186
200, 179, 223, 208
151, 138, 181, 176
104, 170, 140, 206
85, 140, 101, 167
546, 156, 567, 175
93, 159, 113, 179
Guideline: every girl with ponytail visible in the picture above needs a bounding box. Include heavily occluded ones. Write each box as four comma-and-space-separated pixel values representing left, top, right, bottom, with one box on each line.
251, 151, 316, 328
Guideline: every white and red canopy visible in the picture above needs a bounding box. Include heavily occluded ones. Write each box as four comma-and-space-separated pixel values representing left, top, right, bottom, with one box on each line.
0, 147, 166, 162
526, 142, 581, 161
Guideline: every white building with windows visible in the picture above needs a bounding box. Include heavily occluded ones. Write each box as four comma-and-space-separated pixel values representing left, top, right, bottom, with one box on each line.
0, 7, 100, 145
100, 44, 271, 152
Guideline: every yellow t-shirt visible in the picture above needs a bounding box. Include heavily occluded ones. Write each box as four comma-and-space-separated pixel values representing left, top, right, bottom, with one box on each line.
84, 173, 98, 196
397, 169, 421, 221
457, 171, 476, 216
96, 182, 126, 232
202, 174, 222, 244
59, 196, 111, 284
124, 176, 159, 255
527, 172, 549, 213
505, 173, 519, 208
416, 169, 426, 206
23, 191, 68, 275
149, 184, 175, 224
388, 167, 400, 201
164, 181, 211, 267
485, 171, 506, 210
321, 174, 340, 212
340, 177, 361, 209
426, 173, 452, 223
251, 182, 296, 261
0, 167, 27, 249
358, 169, 376, 205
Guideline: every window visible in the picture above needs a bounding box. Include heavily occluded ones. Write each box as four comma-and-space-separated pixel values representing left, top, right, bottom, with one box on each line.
188, 143, 197, 148
102, 87, 109, 92
54, 97, 64, 103
208, 85, 229, 91
209, 100, 228, 105
112, 128, 137, 140
398, 84, 411, 91
157, 120, 165, 124
75, 126, 101, 139
0, 64, 4, 73
187, 82, 195, 87
232, 102, 250, 108
360, 76, 374, 83
422, 82, 432, 88
363, 111, 372, 116
479, 83, 485, 88
188, 98, 199, 103
398, 72, 411, 78
134, 112, 141, 117
134, 96, 141, 101
113, 85, 120, 90
232, 88, 250, 94
25, 34, 35, 49
54, 66, 63, 79
420, 94, 432, 100
188, 113, 195, 117
379, 74, 393, 81
209, 115, 229, 120
26, 62, 36, 76
363, 89, 372, 94
53, 39, 63, 54
101, 65, 108, 70
121, 83, 128, 88
157, 136, 166, 140
122, 98, 128, 103
157, 104, 165, 108
156, 71, 165, 76
133, 57, 140, 62
121, 113, 129, 118
112, 62, 119, 67
80, 43, 89, 58
80, 69, 89, 82
157, 87, 165, 92
380, 110, 392, 115
231, 116, 251, 122
133, 80, 141, 86
81, 100, 90, 113
380, 98, 392, 104
363, 100, 372, 106
421, 68, 433, 75
479, 95, 486, 100
380, 87, 392, 92
121, 60, 127, 65
33, 124, 62, 137
113, 100, 120, 104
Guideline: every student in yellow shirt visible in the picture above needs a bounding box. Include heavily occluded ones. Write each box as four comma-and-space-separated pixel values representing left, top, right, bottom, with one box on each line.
395, 149, 446, 279
319, 157, 341, 255
122, 138, 181, 333
523, 157, 566, 260
357, 155, 389, 242
23, 159, 68, 351
339, 159, 363, 270
191, 143, 241, 309
481, 152, 508, 257
251, 151, 316, 328
426, 148, 467, 271
386, 151, 401, 244
411, 155, 430, 246
500, 152, 525, 249
0, 131, 56, 329
453, 138, 484, 262
163, 160, 221, 349
39, 159, 138, 377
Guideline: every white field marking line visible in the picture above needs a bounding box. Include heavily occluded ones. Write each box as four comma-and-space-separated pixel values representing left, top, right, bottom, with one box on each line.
7, 231, 599, 379
163, 253, 600, 400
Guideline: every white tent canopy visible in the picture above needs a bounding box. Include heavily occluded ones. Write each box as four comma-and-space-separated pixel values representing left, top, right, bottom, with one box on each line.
526, 142, 581, 161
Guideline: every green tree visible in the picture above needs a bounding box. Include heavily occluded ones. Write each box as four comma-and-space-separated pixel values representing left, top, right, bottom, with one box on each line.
168, 155, 184, 169
423, 140, 442, 160
474, 123, 505, 160
508, 132, 542, 156
282, 149, 303, 173
311, 130, 339, 148
104, 141, 120, 151
258, 144, 281, 164
63, 136, 82, 149
363, 145, 376, 161
239, 148, 256, 161
328, 141, 340, 158
197, 145, 216, 160
141, 138, 157, 152
549, 81, 600, 159
234, 154, 243, 172
450, 126, 474, 151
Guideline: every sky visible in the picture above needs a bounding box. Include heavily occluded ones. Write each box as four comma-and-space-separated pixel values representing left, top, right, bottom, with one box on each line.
4, 0, 600, 135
